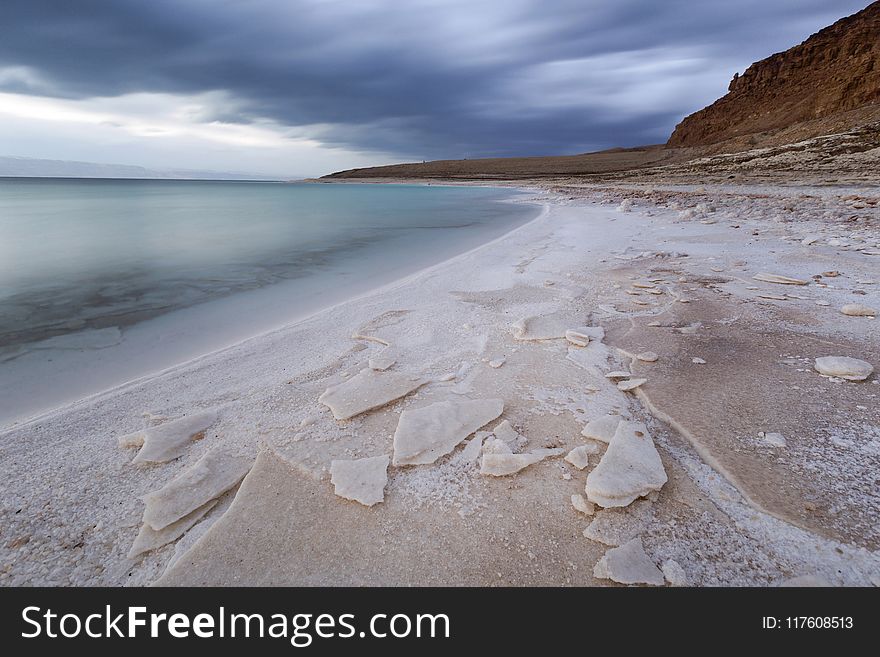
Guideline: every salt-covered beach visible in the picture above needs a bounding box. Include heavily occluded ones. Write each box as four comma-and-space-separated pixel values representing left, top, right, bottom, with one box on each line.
2, 183, 877, 586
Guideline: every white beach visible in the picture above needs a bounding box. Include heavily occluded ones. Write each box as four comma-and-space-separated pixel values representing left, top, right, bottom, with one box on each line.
1, 184, 878, 586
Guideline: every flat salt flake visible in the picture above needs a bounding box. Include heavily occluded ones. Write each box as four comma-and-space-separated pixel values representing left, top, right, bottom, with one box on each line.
142, 449, 253, 531
119, 410, 219, 465
480, 447, 563, 476
319, 368, 425, 420
128, 500, 217, 559
330, 455, 389, 507
662, 560, 689, 586
617, 378, 647, 391
585, 421, 667, 508
367, 356, 396, 371
583, 499, 653, 546
564, 444, 597, 470
604, 371, 632, 379
491, 419, 526, 449
571, 493, 596, 515
488, 357, 506, 369
636, 351, 659, 362
392, 398, 504, 465
691, 357, 706, 364
761, 432, 787, 447
753, 272, 808, 286
758, 293, 787, 300
564, 330, 591, 347
593, 538, 663, 586
814, 356, 873, 381
581, 415, 620, 443
458, 434, 485, 463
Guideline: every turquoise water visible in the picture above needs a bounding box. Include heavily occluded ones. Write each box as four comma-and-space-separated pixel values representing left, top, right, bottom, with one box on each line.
0, 179, 538, 424
0, 179, 535, 351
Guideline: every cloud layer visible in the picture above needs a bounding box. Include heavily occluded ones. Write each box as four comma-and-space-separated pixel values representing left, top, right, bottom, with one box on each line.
0, 0, 870, 173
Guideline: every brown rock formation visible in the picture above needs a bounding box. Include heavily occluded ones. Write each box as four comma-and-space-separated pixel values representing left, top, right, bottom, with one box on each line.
668, 2, 880, 147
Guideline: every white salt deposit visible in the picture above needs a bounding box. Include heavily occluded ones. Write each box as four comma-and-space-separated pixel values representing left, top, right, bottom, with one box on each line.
585, 421, 667, 507
593, 538, 664, 586
564, 444, 597, 470
511, 315, 569, 341
319, 368, 425, 420
330, 454, 389, 507
571, 493, 596, 515
392, 398, 504, 465
753, 272, 809, 285
582, 499, 653, 546
479, 437, 563, 476
120, 410, 219, 465
141, 449, 253, 531
581, 415, 621, 443
128, 500, 217, 559
814, 356, 874, 381
617, 378, 647, 391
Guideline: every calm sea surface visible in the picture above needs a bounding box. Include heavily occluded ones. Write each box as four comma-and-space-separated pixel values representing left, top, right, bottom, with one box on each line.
0, 178, 538, 425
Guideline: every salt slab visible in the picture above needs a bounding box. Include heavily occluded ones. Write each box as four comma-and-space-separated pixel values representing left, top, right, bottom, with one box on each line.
368, 356, 396, 371
593, 538, 663, 586
393, 398, 504, 465
120, 410, 219, 465
491, 419, 526, 451
636, 351, 659, 362
753, 272, 808, 285
814, 356, 873, 381
564, 444, 598, 470
511, 315, 570, 341
330, 455, 389, 507
142, 449, 253, 531
585, 421, 667, 507
128, 500, 217, 558
571, 493, 596, 515
319, 368, 425, 420
617, 378, 647, 391
564, 330, 590, 347
662, 560, 688, 586
841, 304, 876, 317
479, 437, 563, 476
581, 415, 620, 443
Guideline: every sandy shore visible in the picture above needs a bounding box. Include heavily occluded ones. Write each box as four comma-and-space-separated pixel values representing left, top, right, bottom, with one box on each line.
1, 183, 878, 586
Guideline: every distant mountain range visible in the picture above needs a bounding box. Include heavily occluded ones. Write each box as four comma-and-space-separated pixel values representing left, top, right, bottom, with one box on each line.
0, 156, 283, 181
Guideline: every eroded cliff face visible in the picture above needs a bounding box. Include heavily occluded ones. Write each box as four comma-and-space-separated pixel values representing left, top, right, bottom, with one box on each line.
668, 2, 880, 147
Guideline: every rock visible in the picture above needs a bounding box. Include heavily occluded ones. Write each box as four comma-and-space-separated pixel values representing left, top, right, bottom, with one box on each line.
662, 560, 689, 586
617, 378, 647, 391
593, 538, 663, 586
636, 351, 659, 362
119, 410, 219, 465
604, 371, 632, 379
393, 398, 504, 465
753, 272, 808, 285
319, 368, 425, 420
779, 574, 832, 587
142, 449, 253, 531
488, 357, 506, 368
581, 415, 621, 443
841, 303, 876, 317
564, 330, 591, 347
583, 499, 653, 546
586, 421, 667, 507
564, 444, 598, 470
571, 493, 596, 515
330, 455, 389, 507
761, 432, 787, 447
480, 439, 563, 476
814, 356, 873, 381
691, 357, 706, 364
128, 500, 217, 559
511, 316, 569, 341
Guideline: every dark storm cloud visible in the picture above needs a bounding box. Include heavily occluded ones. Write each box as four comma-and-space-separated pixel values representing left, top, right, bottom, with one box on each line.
0, 0, 871, 159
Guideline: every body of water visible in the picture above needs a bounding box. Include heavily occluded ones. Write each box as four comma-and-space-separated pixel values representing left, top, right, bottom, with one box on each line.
0, 178, 538, 425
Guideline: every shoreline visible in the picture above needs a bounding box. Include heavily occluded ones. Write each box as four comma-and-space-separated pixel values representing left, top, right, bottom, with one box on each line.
0, 186, 544, 430
1, 182, 877, 586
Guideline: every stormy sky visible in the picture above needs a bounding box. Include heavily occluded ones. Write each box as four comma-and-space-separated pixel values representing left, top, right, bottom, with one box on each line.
0, 0, 870, 177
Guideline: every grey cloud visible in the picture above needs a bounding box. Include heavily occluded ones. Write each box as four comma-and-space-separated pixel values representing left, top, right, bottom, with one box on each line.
0, 0, 871, 159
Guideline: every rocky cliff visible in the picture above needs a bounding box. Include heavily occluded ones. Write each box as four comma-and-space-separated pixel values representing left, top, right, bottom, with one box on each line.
668, 2, 880, 147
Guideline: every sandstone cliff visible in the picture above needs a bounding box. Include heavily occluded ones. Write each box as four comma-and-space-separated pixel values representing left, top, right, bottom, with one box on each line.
668, 2, 880, 147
